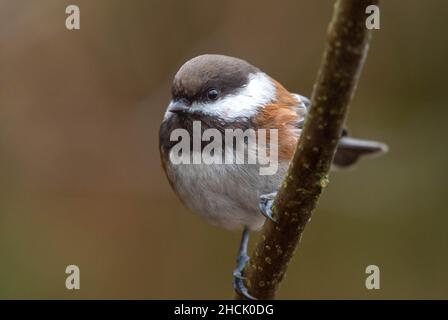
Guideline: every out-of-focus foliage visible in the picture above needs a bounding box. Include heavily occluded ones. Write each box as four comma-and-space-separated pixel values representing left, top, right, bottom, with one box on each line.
0, 0, 447, 299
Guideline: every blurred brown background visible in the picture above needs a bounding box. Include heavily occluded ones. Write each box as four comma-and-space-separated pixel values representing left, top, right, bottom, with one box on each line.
0, 0, 447, 299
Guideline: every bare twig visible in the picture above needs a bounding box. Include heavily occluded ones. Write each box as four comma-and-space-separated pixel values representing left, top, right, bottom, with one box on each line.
236, 0, 379, 299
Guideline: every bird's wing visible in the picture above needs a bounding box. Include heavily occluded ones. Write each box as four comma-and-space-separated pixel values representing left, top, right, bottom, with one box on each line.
291, 93, 388, 168
291, 93, 309, 129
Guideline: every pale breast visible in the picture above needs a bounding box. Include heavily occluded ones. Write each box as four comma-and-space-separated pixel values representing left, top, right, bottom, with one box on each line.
165, 155, 287, 230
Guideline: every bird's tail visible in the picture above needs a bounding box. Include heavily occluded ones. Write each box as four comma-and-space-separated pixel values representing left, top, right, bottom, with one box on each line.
333, 135, 388, 168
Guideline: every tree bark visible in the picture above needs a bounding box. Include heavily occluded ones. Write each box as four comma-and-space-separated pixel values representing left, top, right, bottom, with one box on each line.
235, 0, 379, 300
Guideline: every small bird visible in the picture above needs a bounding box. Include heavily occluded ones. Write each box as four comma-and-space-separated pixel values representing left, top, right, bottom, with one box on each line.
159, 54, 387, 299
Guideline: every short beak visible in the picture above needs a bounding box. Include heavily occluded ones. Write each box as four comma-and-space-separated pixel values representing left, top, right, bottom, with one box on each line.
168, 100, 189, 114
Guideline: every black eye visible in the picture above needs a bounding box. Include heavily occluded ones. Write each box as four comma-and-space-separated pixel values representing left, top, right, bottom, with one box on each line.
206, 88, 219, 101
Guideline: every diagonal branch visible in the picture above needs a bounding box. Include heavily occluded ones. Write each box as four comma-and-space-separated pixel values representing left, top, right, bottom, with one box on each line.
236, 0, 379, 299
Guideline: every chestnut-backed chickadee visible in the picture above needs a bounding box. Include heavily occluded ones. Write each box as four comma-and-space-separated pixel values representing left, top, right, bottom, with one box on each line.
159, 54, 387, 298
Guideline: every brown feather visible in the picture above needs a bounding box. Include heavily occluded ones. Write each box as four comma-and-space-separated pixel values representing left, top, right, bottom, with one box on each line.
254, 78, 303, 161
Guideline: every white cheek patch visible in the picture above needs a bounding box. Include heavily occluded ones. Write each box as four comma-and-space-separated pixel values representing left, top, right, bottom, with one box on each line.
163, 109, 173, 121
189, 72, 276, 121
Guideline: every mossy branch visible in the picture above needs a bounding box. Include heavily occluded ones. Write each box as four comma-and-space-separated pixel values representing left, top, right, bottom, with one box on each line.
235, 0, 379, 299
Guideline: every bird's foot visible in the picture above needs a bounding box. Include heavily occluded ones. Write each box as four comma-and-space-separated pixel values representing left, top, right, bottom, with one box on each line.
233, 227, 256, 300
259, 192, 277, 223
232, 254, 256, 300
